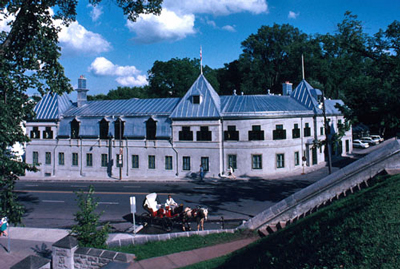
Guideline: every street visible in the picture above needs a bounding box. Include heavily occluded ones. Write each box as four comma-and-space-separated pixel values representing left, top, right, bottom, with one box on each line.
15, 176, 320, 232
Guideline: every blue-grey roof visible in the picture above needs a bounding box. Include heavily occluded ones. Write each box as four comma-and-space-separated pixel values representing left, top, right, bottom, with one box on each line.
63, 98, 180, 117
170, 74, 221, 119
324, 99, 344, 115
34, 93, 73, 120
290, 80, 320, 110
221, 95, 312, 117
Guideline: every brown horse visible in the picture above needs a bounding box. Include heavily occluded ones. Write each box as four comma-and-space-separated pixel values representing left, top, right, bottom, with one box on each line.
181, 206, 209, 231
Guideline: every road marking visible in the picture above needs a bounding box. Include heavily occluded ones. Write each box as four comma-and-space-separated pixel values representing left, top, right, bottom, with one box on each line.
123, 186, 141, 188
194, 187, 214, 189
71, 185, 88, 188
42, 200, 65, 203
14, 190, 174, 195
98, 202, 119, 205
24, 184, 39, 187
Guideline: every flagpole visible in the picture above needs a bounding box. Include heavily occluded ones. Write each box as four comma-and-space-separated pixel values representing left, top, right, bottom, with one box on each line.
200, 46, 203, 74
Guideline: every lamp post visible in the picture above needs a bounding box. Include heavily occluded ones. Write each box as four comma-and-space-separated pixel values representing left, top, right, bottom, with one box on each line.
119, 118, 122, 180
322, 91, 333, 174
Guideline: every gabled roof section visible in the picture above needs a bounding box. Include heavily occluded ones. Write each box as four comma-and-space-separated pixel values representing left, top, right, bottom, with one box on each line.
290, 80, 320, 111
170, 74, 221, 119
34, 93, 73, 120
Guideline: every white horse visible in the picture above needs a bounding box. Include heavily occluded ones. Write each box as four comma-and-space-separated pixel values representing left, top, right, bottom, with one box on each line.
182, 206, 209, 231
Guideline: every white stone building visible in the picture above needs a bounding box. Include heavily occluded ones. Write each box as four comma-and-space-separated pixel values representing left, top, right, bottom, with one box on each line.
24, 75, 352, 179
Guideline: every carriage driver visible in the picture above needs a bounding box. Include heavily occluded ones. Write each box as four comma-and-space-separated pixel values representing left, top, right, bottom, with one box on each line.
165, 195, 178, 210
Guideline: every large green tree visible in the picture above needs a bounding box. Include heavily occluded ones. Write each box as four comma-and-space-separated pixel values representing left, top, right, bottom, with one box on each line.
0, 0, 162, 225
147, 57, 219, 98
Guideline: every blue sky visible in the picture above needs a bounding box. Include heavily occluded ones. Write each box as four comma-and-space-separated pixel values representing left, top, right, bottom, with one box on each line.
1, 1, 400, 99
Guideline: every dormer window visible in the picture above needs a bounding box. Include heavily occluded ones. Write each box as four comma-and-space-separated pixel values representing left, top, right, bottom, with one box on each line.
192, 95, 201, 104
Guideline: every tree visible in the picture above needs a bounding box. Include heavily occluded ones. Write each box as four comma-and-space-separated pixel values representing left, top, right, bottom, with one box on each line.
88, 86, 151, 100
147, 57, 219, 98
0, 0, 162, 225
71, 185, 109, 248
239, 23, 311, 94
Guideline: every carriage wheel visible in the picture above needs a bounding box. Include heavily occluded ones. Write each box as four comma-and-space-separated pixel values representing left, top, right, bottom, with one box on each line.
162, 218, 173, 232
141, 212, 152, 226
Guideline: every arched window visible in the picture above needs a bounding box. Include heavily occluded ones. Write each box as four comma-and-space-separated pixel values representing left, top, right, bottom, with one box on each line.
71, 119, 80, 139
146, 118, 157, 140
114, 118, 125, 140
99, 118, 109, 139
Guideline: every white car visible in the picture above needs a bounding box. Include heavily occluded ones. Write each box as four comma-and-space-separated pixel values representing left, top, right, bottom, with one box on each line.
360, 137, 379, 146
353, 139, 369, 149
370, 135, 384, 143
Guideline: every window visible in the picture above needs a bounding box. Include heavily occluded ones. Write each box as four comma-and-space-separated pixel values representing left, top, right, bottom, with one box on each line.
304, 123, 311, 137
292, 124, 300, 139
146, 118, 157, 140
43, 127, 53, 139
228, 154, 237, 170
183, 156, 191, 170
179, 127, 193, 141
224, 126, 239, 141
71, 119, 80, 139
165, 156, 173, 170
294, 151, 300, 166
249, 125, 264, 141
273, 125, 286, 140
114, 119, 125, 140
276, 154, 285, 168
320, 127, 324, 136
30, 127, 40, 139
116, 154, 123, 167
148, 155, 155, 169
201, 157, 209, 171
197, 126, 212, 141
58, 152, 64, 165
100, 118, 109, 139
132, 155, 139, 168
45, 152, 51, 165
346, 140, 350, 153
33, 151, 39, 165
72, 153, 78, 166
86, 153, 93, 167
193, 95, 200, 104
101, 154, 108, 167
252, 155, 262, 169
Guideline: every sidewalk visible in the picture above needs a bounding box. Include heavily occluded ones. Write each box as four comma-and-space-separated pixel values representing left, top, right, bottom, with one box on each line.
128, 237, 258, 269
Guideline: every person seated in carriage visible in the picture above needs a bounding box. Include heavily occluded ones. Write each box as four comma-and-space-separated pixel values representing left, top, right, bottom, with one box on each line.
143, 193, 162, 216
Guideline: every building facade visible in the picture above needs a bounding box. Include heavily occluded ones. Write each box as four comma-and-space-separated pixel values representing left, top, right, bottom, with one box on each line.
25, 75, 352, 179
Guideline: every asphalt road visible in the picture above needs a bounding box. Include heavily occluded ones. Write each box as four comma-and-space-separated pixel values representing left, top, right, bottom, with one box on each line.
14, 177, 321, 232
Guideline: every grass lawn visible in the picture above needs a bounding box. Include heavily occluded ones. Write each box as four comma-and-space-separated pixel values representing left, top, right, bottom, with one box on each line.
109, 230, 254, 261
188, 174, 400, 268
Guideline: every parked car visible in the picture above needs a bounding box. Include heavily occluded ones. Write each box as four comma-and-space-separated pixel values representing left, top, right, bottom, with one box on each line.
360, 137, 379, 146
370, 135, 384, 143
353, 139, 369, 149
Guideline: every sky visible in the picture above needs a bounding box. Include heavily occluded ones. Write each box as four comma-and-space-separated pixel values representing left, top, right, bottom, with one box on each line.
1, 0, 400, 99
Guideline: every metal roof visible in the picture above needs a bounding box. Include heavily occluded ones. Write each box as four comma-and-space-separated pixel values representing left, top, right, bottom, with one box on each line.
221, 95, 312, 117
170, 74, 221, 119
290, 80, 320, 110
34, 93, 73, 120
63, 97, 180, 117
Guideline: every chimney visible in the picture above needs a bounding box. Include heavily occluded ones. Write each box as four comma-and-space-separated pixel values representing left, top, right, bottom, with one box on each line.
233, 89, 237, 96
282, 81, 292, 96
77, 75, 89, 107
267, 89, 271, 95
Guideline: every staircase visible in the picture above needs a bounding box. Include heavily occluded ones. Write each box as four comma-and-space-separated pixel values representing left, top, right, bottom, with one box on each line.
239, 138, 400, 236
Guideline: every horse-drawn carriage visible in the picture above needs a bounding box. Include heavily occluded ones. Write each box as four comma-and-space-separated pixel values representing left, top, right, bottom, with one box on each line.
140, 192, 209, 232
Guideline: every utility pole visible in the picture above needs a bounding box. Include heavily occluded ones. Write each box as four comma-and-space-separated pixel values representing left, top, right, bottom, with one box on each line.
322, 91, 333, 174
119, 118, 122, 180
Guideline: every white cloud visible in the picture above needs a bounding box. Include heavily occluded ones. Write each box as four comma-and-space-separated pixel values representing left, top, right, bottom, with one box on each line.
222, 25, 236, 32
88, 57, 147, 87
88, 5, 103, 22
0, 11, 13, 32
288, 11, 300, 19
126, 8, 195, 44
164, 0, 268, 15
57, 20, 111, 54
